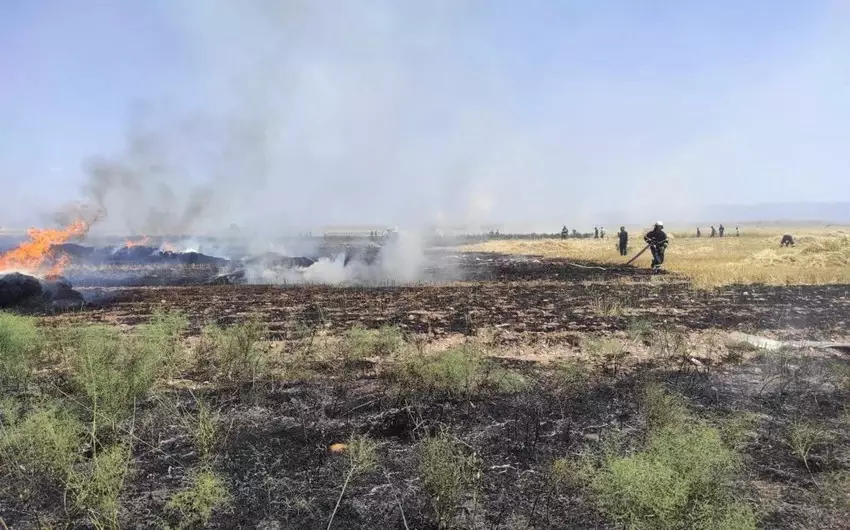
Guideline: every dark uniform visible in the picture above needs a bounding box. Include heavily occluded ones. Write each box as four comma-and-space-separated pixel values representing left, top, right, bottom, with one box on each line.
644, 223, 669, 270
719, 224, 725, 237
780, 234, 795, 247
696, 227, 701, 237
617, 226, 628, 256
710, 226, 716, 237
594, 227, 599, 239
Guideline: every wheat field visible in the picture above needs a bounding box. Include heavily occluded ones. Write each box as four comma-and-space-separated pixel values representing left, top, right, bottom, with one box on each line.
462, 226, 850, 287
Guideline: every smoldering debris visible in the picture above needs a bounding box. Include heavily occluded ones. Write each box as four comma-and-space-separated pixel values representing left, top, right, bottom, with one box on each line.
0, 272, 85, 312
37, 235, 458, 288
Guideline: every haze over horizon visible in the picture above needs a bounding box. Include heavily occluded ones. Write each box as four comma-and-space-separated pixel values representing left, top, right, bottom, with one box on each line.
2, 1, 849, 235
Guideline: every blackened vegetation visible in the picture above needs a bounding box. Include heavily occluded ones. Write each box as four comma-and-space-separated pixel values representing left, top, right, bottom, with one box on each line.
65, 254, 849, 339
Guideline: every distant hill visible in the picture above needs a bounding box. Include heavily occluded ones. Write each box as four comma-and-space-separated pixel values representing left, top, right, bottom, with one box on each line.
693, 202, 850, 225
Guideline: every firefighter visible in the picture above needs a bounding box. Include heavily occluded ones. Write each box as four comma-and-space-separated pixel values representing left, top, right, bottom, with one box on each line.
736, 226, 740, 237
710, 226, 717, 237
594, 226, 599, 239
561, 225, 569, 239
696, 227, 701, 238
719, 224, 725, 237
780, 234, 795, 247
644, 221, 669, 271
617, 226, 628, 256
600, 227, 606, 239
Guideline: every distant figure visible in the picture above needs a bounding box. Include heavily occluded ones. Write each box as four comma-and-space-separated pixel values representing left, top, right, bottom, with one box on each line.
710, 226, 717, 237
600, 227, 606, 239
780, 234, 795, 247
594, 226, 599, 239
572, 229, 579, 237
561, 225, 569, 239
617, 226, 629, 256
736, 226, 740, 237
696, 227, 701, 238
719, 224, 725, 237
644, 221, 669, 271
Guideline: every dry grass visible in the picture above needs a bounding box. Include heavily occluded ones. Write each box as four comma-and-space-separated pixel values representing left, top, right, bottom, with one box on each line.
462, 226, 850, 287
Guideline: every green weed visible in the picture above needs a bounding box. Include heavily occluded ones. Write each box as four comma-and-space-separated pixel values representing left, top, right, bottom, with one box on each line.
787, 421, 832, 472
419, 430, 481, 529
643, 383, 689, 433
340, 324, 404, 360
198, 317, 268, 384
183, 397, 220, 465
584, 337, 629, 376
0, 403, 83, 481
70, 326, 164, 428
627, 319, 654, 344
591, 423, 754, 530
0, 312, 42, 390
820, 470, 850, 512
552, 359, 591, 396
166, 468, 232, 529
388, 344, 524, 398
327, 434, 378, 529
69, 443, 132, 530
137, 310, 188, 376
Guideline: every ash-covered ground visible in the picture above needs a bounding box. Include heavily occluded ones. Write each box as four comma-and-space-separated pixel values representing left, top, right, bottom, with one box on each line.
4, 240, 850, 530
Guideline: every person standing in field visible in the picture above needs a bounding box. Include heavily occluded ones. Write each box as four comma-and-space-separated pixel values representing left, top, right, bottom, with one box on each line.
617, 226, 629, 256
697, 227, 701, 237
644, 221, 669, 271
710, 226, 717, 237
736, 226, 740, 237
594, 227, 599, 239
600, 227, 606, 239
719, 224, 725, 237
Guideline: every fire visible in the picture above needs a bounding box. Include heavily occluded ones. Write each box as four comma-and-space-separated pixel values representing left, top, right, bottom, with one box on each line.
124, 236, 150, 248
0, 220, 88, 275
160, 241, 177, 253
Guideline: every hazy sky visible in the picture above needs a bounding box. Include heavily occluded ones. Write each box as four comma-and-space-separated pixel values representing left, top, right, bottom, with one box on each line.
1, 0, 849, 232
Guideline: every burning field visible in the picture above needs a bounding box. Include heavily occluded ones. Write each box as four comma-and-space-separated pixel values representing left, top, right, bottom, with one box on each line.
1, 227, 850, 530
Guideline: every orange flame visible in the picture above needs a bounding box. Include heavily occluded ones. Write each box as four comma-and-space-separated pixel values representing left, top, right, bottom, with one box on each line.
124, 236, 150, 248
0, 220, 88, 276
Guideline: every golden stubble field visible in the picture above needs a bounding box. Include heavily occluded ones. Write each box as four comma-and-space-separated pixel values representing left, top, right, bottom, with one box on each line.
462, 226, 850, 287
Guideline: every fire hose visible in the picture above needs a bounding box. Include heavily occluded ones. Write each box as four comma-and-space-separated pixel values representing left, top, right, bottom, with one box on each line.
624, 243, 650, 266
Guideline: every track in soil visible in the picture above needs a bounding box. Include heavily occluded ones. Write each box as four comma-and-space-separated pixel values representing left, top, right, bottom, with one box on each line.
54, 253, 850, 339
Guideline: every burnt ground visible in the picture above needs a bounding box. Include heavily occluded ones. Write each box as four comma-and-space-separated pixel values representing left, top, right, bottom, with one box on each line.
48, 253, 850, 341
4, 252, 850, 529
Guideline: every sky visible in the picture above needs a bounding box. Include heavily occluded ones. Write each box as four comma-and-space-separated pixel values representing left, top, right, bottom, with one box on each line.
1, 0, 849, 233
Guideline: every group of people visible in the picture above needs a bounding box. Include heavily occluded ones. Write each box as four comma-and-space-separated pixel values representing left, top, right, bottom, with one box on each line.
697, 224, 739, 238
559, 222, 670, 271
